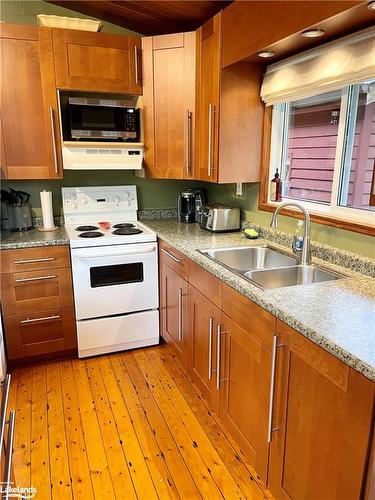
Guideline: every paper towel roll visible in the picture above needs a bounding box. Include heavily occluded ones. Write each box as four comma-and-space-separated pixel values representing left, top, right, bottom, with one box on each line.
40, 191, 55, 229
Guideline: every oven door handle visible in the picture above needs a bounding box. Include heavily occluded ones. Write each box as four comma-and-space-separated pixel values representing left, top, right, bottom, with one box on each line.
74, 245, 156, 260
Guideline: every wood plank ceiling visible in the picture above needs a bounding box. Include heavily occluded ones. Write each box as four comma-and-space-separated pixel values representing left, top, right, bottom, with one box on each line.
46, 0, 233, 35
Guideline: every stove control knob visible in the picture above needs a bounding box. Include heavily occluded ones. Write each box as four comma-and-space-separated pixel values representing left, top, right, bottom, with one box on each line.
71, 202, 78, 209
81, 197, 88, 204
124, 200, 130, 207
123, 192, 130, 200
114, 196, 121, 203
70, 193, 77, 201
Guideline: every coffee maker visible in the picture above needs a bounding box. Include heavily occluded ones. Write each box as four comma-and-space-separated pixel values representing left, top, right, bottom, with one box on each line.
177, 189, 206, 223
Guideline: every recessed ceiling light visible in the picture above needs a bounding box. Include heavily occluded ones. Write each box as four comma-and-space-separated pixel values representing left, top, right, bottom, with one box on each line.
368, 1, 375, 10
257, 51, 275, 58
301, 29, 325, 38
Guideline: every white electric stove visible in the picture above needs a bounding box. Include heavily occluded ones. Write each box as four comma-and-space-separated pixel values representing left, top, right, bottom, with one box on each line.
62, 186, 159, 358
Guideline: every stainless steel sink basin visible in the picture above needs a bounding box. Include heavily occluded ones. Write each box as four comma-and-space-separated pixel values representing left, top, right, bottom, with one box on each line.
245, 265, 344, 289
199, 245, 297, 272
199, 244, 346, 289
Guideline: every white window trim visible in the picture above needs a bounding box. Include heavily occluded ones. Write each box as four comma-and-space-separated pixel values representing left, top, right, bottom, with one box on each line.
268, 85, 375, 227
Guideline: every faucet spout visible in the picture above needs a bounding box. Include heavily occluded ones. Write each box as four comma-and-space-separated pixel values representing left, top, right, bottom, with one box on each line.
269, 202, 312, 265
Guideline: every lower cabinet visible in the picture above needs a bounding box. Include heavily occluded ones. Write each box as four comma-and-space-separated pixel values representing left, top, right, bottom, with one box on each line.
220, 312, 272, 481
158, 240, 375, 497
159, 259, 189, 370
3, 307, 77, 360
268, 320, 375, 500
187, 285, 221, 411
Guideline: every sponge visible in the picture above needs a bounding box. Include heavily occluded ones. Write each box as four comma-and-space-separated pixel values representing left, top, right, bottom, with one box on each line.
244, 228, 259, 239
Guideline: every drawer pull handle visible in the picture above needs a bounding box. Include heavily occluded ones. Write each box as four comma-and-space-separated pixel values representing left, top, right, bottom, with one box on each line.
14, 257, 55, 264
267, 335, 287, 443
20, 314, 60, 324
15, 275, 56, 283
161, 248, 182, 263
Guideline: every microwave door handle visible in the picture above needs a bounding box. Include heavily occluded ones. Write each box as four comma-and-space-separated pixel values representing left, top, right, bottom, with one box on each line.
74, 246, 156, 260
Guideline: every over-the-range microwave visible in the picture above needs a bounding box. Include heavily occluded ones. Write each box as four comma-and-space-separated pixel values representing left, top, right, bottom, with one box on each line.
59, 93, 144, 170
61, 96, 141, 142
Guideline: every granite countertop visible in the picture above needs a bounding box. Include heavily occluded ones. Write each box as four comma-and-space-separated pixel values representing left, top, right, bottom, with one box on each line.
142, 219, 375, 382
1, 226, 70, 249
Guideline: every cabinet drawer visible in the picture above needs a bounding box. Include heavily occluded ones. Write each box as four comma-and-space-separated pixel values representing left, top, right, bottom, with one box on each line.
159, 240, 189, 280
222, 283, 275, 351
188, 259, 222, 308
4, 306, 77, 361
1, 268, 73, 316
1, 246, 70, 274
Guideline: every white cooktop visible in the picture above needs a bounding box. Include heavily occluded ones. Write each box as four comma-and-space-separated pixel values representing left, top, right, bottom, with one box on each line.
62, 186, 156, 248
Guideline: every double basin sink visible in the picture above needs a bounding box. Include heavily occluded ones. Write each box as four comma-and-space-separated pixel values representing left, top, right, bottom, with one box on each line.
199, 245, 344, 289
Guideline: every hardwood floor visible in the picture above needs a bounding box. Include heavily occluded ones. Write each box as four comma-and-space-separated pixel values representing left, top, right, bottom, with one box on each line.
8, 344, 269, 499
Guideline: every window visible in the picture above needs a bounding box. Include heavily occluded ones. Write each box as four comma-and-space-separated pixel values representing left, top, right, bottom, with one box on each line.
269, 80, 375, 224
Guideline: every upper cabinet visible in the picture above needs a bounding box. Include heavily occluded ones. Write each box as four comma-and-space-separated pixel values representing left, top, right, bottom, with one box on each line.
195, 13, 264, 184
142, 32, 195, 179
52, 29, 142, 94
0, 24, 62, 179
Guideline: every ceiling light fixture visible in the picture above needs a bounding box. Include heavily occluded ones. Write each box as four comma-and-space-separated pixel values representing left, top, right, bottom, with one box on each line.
301, 28, 325, 38
257, 50, 275, 58
367, 1, 375, 10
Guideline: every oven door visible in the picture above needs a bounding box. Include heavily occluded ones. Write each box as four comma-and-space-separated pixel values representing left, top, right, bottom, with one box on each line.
71, 242, 158, 320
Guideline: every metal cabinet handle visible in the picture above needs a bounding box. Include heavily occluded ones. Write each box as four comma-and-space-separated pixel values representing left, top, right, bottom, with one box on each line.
20, 314, 60, 324
3, 410, 16, 500
14, 257, 55, 265
208, 318, 213, 380
161, 248, 182, 263
207, 103, 215, 177
0, 375, 11, 462
216, 324, 222, 390
49, 107, 58, 175
185, 110, 192, 174
15, 274, 56, 283
178, 288, 183, 341
267, 335, 286, 443
134, 45, 140, 85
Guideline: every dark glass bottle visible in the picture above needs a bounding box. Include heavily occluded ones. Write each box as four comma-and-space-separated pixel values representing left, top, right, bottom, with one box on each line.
270, 168, 282, 202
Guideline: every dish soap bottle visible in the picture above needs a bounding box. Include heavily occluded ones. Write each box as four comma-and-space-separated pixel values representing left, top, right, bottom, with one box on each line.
270, 168, 282, 202
292, 220, 304, 257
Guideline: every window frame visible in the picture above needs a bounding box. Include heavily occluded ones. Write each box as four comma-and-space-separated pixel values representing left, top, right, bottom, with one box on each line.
259, 84, 375, 236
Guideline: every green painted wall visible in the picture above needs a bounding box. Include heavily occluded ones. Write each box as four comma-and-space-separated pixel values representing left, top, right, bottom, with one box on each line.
0, 0, 138, 35
205, 182, 375, 258
1, 0, 374, 258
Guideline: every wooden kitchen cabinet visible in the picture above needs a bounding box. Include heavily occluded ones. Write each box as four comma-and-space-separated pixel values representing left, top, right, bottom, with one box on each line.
219, 311, 272, 482
52, 28, 142, 94
142, 32, 196, 179
0, 24, 62, 179
187, 285, 221, 412
1, 246, 77, 363
4, 307, 77, 361
195, 13, 264, 184
268, 320, 375, 499
159, 249, 189, 370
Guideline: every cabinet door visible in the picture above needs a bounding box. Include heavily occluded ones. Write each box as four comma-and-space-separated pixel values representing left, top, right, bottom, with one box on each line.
142, 32, 195, 179
195, 14, 220, 182
269, 321, 375, 499
4, 306, 77, 361
160, 260, 188, 370
0, 24, 62, 179
187, 285, 221, 411
1, 268, 73, 316
220, 312, 271, 481
53, 29, 142, 94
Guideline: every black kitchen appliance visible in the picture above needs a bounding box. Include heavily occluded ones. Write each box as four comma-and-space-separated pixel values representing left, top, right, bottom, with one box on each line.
177, 189, 206, 224
60, 94, 140, 142
1, 189, 32, 231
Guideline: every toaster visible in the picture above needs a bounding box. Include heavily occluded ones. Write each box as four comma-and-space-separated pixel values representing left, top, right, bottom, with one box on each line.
199, 204, 240, 232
